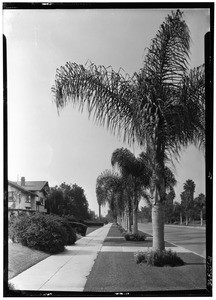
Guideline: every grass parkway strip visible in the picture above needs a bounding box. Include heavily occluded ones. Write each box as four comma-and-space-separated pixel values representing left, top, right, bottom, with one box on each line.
83, 224, 206, 293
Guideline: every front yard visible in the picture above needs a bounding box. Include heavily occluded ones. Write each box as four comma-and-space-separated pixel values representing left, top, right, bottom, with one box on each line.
8, 226, 100, 279
8, 243, 50, 279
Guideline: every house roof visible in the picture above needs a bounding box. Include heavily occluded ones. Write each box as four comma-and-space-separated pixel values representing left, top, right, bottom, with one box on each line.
18, 181, 49, 192
8, 181, 38, 197
14, 181, 49, 191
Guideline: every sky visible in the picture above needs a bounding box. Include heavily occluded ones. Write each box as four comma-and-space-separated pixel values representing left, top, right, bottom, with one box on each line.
3, 7, 209, 216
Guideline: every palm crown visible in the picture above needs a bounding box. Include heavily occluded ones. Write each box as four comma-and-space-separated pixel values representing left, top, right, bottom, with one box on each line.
52, 9, 205, 250
52, 10, 204, 154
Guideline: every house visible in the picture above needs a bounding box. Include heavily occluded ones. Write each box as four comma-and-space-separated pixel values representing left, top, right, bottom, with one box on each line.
8, 177, 50, 216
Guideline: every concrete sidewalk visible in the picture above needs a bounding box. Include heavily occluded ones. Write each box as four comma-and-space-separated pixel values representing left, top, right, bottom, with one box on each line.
9, 223, 112, 292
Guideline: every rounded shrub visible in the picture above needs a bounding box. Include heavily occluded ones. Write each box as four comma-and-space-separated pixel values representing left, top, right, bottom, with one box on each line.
24, 213, 68, 253
134, 249, 184, 267
9, 213, 70, 254
69, 222, 87, 236
9, 213, 31, 245
50, 215, 76, 245
124, 233, 147, 241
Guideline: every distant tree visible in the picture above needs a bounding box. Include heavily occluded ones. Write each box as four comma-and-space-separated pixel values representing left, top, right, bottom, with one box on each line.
89, 210, 97, 220
96, 170, 125, 223
46, 183, 90, 220
111, 148, 151, 234
181, 179, 196, 225
105, 209, 115, 223
164, 188, 176, 223
194, 193, 206, 226
173, 201, 183, 224
69, 184, 90, 220
46, 187, 65, 215
139, 206, 152, 223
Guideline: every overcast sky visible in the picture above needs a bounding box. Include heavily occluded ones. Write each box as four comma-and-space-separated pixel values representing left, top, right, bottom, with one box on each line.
3, 7, 209, 216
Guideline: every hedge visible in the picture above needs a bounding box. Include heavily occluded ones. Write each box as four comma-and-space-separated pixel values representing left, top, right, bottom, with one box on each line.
49, 214, 77, 245
69, 222, 87, 236
9, 213, 76, 254
83, 221, 105, 227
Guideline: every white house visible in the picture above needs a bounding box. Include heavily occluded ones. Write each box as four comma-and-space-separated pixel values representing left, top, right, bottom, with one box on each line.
8, 177, 50, 216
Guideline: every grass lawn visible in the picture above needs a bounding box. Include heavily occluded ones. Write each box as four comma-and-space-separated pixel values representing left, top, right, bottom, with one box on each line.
84, 224, 206, 293
8, 243, 50, 280
84, 251, 206, 292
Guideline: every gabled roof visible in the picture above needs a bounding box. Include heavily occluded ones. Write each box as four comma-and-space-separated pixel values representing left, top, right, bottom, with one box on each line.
18, 181, 49, 192
8, 181, 38, 197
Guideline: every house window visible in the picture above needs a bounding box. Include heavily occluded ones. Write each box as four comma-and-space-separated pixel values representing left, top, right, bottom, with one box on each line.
8, 192, 15, 202
26, 195, 31, 203
40, 198, 44, 205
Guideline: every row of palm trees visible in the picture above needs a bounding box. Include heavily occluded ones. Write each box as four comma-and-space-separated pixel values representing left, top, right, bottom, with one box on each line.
52, 10, 205, 251
96, 147, 177, 237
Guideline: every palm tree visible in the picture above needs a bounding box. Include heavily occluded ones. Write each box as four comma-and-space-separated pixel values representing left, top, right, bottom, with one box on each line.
95, 181, 104, 220
181, 179, 196, 225
111, 148, 151, 234
194, 193, 206, 226
52, 10, 205, 250
96, 170, 125, 223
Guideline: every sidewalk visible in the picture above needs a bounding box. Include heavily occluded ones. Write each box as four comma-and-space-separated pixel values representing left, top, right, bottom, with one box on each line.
9, 223, 112, 291
9, 223, 207, 293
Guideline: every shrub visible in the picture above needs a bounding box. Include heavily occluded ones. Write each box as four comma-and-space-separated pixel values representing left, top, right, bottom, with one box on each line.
83, 221, 104, 227
9, 213, 31, 245
9, 213, 69, 254
134, 249, 184, 267
24, 214, 68, 253
69, 222, 87, 236
124, 233, 147, 241
49, 215, 76, 245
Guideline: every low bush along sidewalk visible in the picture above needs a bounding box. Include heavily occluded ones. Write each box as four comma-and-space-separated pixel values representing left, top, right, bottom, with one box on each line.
134, 249, 184, 267
9, 212, 77, 254
117, 224, 147, 241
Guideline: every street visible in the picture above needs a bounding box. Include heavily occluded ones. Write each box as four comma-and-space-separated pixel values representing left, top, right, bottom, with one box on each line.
138, 223, 206, 258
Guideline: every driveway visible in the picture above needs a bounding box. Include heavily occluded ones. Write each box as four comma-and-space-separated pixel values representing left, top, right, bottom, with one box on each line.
138, 223, 206, 258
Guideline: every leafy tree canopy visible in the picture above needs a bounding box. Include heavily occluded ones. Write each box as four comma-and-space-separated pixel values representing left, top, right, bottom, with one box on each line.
46, 182, 90, 220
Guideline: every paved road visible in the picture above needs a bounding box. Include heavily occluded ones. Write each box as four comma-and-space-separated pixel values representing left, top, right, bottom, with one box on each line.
138, 223, 206, 258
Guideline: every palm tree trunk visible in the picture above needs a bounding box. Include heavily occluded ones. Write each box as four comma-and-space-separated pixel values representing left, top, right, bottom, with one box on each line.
99, 204, 101, 220
180, 212, 183, 225
132, 208, 138, 234
152, 202, 165, 251
128, 211, 132, 233
200, 210, 203, 226
132, 197, 139, 234
124, 210, 127, 230
127, 202, 132, 232
185, 214, 188, 226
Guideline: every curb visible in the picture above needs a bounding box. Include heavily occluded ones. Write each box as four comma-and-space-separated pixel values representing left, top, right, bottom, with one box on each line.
164, 224, 206, 229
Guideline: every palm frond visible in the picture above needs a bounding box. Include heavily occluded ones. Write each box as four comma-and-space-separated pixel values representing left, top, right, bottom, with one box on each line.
143, 10, 190, 88
52, 61, 138, 144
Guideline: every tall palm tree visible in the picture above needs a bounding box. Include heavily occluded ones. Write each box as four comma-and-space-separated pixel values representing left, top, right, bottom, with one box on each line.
52, 10, 205, 250
181, 179, 196, 225
194, 193, 206, 226
96, 170, 125, 223
111, 148, 150, 234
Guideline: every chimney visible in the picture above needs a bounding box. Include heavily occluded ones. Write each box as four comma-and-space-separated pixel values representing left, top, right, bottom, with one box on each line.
21, 177, 25, 186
